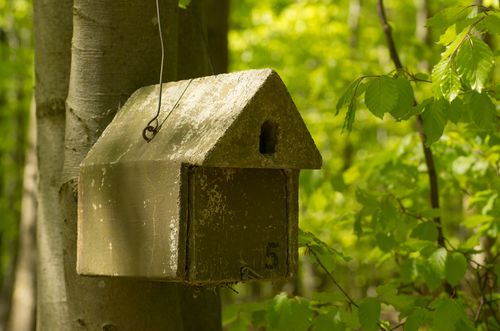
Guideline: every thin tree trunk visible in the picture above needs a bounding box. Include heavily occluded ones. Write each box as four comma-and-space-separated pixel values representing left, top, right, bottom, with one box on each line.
33, 0, 72, 328
7, 99, 37, 331
178, 0, 212, 79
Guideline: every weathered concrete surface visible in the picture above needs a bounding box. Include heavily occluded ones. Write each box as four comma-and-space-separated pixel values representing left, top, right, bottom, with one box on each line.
78, 161, 187, 279
82, 69, 322, 169
78, 69, 321, 284
187, 167, 289, 283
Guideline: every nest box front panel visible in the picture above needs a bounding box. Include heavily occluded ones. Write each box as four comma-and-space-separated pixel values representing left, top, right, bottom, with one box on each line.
185, 166, 296, 283
77, 161, 187, 279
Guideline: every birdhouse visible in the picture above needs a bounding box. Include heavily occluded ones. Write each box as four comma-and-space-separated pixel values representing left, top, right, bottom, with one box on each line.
77, 69, 322, 285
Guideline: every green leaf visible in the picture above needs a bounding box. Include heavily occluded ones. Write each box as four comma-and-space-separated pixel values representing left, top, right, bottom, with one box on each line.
445, 252, 467, 286
440, 28, 469, 60
421, 99, 449, 145
429, 298, 463, 331
338, 308, 360, 330
455, 36, 494, 92
478, 12, 500, 35
376, 283, 416, 314
424, 248, 447, 290
336, 78, 360, 113
427, 6, 471, 35
375, 233, 395, 252
178, 0, 191, 9
311, 310, 344, 331
449, 97, 466, 123
432, 58, 461, 101
267, 293, 311, 331
405, 308, 428, 331
337, 79, 364, 132
390, 77, 414, 120
411, 221, 438, 242
358, 298, 380, 331
343, 95, 357, 133
468, 91, 497, 131
364, 76, 398, 119
438, 25, 458, 46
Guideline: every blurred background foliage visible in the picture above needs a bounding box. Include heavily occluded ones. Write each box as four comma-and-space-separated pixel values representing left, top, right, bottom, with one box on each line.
225, 0, 498, 330
0, 0, 498, 330
0, 0, 32, 304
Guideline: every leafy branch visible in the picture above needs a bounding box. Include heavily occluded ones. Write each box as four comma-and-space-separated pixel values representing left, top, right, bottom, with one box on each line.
376, 0, 448, 253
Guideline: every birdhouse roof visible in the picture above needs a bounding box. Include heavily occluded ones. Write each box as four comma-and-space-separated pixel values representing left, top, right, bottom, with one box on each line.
82, 69, 322, 169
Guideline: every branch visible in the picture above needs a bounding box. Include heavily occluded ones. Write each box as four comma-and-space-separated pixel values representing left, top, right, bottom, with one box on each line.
376, 0, 403, 70
308, 246, 359, 308
376, 0, 453, 296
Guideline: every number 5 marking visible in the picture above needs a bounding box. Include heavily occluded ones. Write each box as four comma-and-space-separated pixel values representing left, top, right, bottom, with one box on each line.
265, 242, 279, 269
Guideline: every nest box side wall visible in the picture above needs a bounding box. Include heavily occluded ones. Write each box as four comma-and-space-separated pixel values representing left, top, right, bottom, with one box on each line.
77, 161, 188, 280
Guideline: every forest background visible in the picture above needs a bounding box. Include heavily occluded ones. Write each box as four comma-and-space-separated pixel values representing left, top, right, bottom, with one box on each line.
0, 0, 498, 330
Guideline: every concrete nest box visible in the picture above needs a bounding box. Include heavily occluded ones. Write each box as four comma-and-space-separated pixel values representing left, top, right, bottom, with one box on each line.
77, 69, 322, 284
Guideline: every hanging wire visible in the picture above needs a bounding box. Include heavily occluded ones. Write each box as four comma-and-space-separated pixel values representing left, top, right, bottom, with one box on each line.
143, 0, 213, 142
142, 0, 166, 142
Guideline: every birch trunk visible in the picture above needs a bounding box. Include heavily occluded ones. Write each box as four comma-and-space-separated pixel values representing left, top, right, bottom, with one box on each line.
7, 101, 37, 331
33, 0, 72, 329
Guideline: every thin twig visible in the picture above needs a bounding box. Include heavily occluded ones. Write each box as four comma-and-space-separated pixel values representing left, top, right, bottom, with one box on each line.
388, 321, 405, 331
308, 245, 359, 308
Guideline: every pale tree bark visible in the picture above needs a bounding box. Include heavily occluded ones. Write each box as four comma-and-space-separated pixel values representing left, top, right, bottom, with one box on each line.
415, 0, 431, 70
33, 0, 73, 329
7, 100, 37, 331
58, 0, 221, 329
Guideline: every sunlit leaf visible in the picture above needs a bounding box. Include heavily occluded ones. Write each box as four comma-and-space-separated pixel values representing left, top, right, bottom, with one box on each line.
423, 248, 447, 290
178, 0, 191, 9
427, 6, 471, 35
438, 25, 457, 46
455, 36, 494, 92
432, 58, 461, 102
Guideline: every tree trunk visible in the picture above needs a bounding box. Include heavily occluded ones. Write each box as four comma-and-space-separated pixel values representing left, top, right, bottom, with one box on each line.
56, 0, 221, 329
33, 0, 72, 328
204, 0, 229, 74
7, 100, 37, 331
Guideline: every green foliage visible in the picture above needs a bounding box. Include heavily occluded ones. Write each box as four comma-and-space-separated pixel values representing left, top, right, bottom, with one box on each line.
0, 0, 32, 287
364, 76, 398, 118
358, 298, 380, 331
226, 0, 498, 330
178, 0, 191, 9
